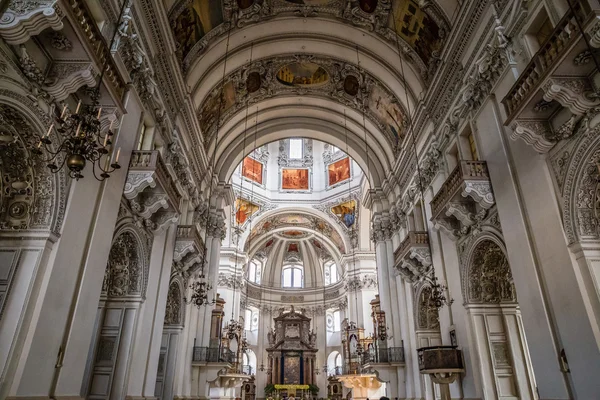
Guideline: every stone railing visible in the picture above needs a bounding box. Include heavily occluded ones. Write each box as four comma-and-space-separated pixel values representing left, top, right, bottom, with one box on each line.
394, 231, 429, 267
177, 224, 204, 249
66, 0, 127, 101
430, 161, 490, 220
129, 150, 181, 208
502, 2, 590, 122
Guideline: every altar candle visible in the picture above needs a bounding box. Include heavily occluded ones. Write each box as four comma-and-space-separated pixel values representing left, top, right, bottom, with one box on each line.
60, 105, 67, 118
115, 147, 121, 163
75, 122, 82, 136
75, 100, 81, 114
103, 134, 108, 147
97, 107, 102, 119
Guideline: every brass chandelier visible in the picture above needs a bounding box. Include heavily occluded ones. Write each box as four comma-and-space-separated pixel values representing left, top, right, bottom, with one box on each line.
184, 270, 215, 307
31, 1, 130, 181
32, 97, 121, 181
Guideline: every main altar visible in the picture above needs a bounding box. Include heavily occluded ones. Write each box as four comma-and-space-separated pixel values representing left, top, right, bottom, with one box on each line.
266, 307, 318, 390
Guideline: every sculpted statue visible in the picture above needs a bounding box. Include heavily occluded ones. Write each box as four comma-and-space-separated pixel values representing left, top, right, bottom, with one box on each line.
267, 328, 276, 346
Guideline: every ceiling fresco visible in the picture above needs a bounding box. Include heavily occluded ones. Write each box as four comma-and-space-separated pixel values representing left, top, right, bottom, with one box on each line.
169, 0, 448, 79
276, 62, 330, 88
198, 55, 408, 154
246, 212, 346, 253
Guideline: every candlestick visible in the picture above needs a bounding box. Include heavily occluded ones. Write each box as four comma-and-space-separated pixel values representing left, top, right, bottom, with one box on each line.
45, 123, 54, 138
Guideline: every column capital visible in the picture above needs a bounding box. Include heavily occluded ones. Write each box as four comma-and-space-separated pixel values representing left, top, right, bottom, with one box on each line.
371, 212, 394, 242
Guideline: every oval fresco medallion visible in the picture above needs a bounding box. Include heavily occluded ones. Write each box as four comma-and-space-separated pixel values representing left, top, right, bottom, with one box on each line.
359, 0, 378, 13
343, 75, 359, 96
276, 62, 329, 88
246, 71, 262, 93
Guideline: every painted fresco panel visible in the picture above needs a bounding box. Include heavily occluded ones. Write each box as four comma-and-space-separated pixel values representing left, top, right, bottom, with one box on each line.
368, 85, 404, 142
389, 0, 442, 65
331, 200, 357, 228
235, 198, 259, 225
281, 169, 309, 190
328, 157, 351, 186
172, 0, 224, 59
242, 157, 264, 184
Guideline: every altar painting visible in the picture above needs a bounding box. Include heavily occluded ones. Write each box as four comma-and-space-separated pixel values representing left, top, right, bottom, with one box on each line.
328, 157, 351, 186
172, 0, 224, 59
284, 355, 301, 384
331, 200, 357, 228
282, 169, 309, 190
242, 156, 263, 184
235, 198, 259, 225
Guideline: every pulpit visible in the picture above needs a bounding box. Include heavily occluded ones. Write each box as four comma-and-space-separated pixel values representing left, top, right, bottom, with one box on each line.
266, 307, 318, 386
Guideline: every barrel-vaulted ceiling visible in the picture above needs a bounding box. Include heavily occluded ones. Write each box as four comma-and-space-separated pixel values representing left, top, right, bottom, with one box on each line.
167, 0, 454, 190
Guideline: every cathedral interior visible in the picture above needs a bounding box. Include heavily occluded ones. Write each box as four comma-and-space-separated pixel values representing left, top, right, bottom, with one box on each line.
1, 0, 600, 399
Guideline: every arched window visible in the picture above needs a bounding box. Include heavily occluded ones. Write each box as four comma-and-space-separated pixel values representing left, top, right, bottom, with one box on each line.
289, 138, 303, 159
326, 310, 341, 332
335, 353, 342, 367
244, 307, 259, 331
282, 264, 303, 288
324, 260, 338, 285
248, 259, 261, 283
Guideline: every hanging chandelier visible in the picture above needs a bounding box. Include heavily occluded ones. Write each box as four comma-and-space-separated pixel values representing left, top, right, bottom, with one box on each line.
184, 273, 215, 307
31, 2, 130, 181
430, 276, 453, 309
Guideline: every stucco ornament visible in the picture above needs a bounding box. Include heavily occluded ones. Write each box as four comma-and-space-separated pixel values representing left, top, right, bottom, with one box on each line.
0, 102, 66, 232
417, 285, 440, 330
164, 281, 183, 325
103, 230, 149, 299
466, 239, 516, 304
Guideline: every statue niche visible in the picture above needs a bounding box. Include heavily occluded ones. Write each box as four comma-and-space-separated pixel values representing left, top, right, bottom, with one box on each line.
266, 306, 318, 386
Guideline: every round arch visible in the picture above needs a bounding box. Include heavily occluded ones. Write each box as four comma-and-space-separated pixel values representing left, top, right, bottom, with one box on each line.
215, 101, 391, 189
102, 222, 151, 299
460, 233, 517, 305
560, 124, 600, 244
186, 18, 426, 106
0, 91, 68, 234
413, 281, 440, 331
165, 278, 185, 326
